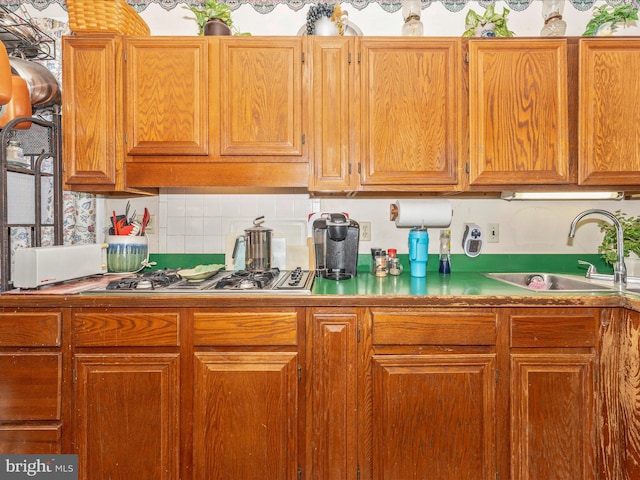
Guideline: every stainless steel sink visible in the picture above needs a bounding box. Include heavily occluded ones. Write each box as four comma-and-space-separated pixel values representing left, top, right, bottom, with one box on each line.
484, 272, 612, 292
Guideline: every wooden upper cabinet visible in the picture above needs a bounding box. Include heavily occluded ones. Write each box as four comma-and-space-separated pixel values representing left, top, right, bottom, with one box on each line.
579, 39, 640, 185
309, 37, 359, 192
125, 37, 208, 156
62, 34, 155, 195
468, 39, 570, 186
62, 35, 122, 189
359, 38, 461, 189
218, 37, 305, 158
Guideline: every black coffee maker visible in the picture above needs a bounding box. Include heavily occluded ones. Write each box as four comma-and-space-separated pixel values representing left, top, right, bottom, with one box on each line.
313, 213, 359, 280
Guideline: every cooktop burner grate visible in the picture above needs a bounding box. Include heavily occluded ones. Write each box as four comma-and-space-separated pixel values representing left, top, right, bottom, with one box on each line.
97, 268, 314, 294
106, 269, 181, 290
214, 268, 280, 290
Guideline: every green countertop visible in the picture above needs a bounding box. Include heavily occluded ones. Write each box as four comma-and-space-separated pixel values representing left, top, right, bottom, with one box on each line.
141, 252, 623, 298
311, 271, 621, 297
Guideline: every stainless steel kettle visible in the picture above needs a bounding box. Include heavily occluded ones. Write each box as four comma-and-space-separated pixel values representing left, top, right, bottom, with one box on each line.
233, 216, 273, 271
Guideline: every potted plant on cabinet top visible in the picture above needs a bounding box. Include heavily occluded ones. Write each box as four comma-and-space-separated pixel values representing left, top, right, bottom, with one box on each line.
184, 0, 249, 36
598, 210, 640, 276
462, 5, 514, 37
582, 4, 638, 36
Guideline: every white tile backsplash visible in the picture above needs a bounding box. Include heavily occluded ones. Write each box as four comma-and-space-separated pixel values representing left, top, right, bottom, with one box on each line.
104, 191, 640, 258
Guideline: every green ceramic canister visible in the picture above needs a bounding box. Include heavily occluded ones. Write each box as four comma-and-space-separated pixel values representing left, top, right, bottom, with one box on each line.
106, 235, 148, 273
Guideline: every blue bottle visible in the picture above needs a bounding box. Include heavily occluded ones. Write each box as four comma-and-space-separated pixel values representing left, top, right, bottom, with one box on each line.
408, 228, 429, 277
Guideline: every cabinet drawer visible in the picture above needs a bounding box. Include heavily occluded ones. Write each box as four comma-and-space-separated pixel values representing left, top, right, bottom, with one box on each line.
73, 312, 180, 347
371, 310, 497, 346
0, 353, 61, 421
0, 426, 61, 454
510, 313, 597, 348
0, 312, 61, 347
193, 310, 298, 346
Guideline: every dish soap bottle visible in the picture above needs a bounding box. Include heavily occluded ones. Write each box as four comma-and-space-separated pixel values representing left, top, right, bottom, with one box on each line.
439, 229, 451, 274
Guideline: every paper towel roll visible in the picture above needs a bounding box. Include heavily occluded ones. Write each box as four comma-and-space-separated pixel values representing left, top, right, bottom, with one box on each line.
390, 199, 452, 228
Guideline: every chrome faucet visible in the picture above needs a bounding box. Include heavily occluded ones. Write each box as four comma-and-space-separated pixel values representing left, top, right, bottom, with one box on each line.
568, 209, 626, 289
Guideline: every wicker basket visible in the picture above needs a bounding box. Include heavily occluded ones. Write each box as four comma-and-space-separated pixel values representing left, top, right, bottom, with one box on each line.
67, 0, 150, 36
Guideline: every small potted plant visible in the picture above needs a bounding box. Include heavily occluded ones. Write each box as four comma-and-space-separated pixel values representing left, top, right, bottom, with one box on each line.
183, 0, 245, 36
462, 5, 514, 38
598, 210, 640, 275
582, 4, 639, 36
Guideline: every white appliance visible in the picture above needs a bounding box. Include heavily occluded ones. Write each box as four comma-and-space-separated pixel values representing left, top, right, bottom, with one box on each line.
13, 244, 108, 289
462, 223, 483, 258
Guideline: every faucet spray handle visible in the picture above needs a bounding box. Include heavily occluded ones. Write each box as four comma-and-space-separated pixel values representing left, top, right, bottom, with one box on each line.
577, 260, 597, 278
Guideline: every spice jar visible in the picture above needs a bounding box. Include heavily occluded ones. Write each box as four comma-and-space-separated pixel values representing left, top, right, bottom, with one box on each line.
373, 248, 388, 277
388, 248, 403, 276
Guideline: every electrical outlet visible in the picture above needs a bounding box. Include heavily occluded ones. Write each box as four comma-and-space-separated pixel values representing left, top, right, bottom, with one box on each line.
135, 213, 155, 234
487, 223, 499, 243
360, 222, 372, 241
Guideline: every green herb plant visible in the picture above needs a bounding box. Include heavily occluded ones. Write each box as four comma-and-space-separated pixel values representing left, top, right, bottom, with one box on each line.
462, 5, 514, 37
582, 4, 639, 36
183, 0, 250, 36
598, 210, 640, 265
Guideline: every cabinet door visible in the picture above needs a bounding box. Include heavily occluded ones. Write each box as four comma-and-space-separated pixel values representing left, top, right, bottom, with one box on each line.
74, 354, 180, 480
125, 38, 209, 156
371, 354, 497, 480
509, 309, 597, 480
579, 39, 640, 185
62, 35, 122, 188
193, 352, 299, 480
468, 39, 570, 186
219, 38, 305, 158
511, 353, 596, 480
307, 309, 359, 480
359, 38, 460, 189
309, 37, 359, 192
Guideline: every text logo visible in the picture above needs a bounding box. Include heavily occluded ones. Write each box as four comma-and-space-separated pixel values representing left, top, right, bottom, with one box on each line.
0, 456, 77, 479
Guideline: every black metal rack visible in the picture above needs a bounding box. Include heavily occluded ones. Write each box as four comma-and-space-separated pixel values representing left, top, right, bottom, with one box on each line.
0, 6, 56, 60
0, 113, 62, 291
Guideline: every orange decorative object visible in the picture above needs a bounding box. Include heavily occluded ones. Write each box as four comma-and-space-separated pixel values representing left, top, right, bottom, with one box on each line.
0, 42, 12, 105
0, 75, 32, 130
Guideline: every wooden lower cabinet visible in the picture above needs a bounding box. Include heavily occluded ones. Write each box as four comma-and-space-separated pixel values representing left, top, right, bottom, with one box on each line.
508, 308, 599, 480
192, 308, 304, 480
510, 353, 595, 479
367, 309, 499, 480
371, 353, 496, 479
0, 310, 64, 455
193, 352, 299, 479
307, 306, 608, 480
74, 353, 180, 479
306, 308, 360, 480
2, 303, 635, 480
71, 310, 181, 480
599, 308, 640, 480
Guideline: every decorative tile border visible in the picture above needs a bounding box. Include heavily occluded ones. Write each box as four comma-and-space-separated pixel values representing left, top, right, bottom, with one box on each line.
0, 0, 629, 14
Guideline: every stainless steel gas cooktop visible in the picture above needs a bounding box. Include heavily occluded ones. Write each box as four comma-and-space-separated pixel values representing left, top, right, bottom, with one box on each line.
88, 267, 314, 295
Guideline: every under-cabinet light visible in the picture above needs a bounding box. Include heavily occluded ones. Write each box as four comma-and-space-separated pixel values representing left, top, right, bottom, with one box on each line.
501, 191, 624, 201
